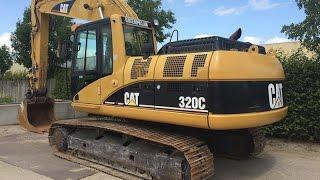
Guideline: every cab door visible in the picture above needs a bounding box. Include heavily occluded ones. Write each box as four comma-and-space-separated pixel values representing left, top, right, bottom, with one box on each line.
71, 24, 101, 104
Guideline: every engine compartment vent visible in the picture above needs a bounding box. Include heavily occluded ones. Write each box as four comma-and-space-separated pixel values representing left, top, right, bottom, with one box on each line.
163, 56, 187, 77
191, 54, 207, 77
131, 58, 152, 79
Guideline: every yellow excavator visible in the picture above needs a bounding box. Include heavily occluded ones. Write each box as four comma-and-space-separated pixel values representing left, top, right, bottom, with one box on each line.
18, 0, 288, 179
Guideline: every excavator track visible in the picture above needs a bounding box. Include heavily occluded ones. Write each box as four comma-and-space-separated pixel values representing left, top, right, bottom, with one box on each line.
49, 119, 214, 180
249, 128, 267, 156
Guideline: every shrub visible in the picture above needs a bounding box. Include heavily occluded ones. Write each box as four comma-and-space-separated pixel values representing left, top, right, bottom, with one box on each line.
52, 68, 71, 100
0, 71, 27, 80
264, 49, 320, 142
0, 96, 14, 104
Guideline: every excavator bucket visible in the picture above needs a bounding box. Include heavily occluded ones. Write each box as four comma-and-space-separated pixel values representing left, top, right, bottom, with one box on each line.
18, 98, 56, 134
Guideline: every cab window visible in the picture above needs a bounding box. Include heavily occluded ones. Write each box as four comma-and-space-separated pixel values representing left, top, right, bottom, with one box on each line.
86, 30, 97, 71
75, 31, 86, 71
123, 25, 154, 56
102, 26, 113, 75
75, 29, 97, 72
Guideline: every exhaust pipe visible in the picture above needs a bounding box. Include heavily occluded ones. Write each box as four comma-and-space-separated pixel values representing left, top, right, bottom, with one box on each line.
18, 92, 56, 134
229, 28, 242, 41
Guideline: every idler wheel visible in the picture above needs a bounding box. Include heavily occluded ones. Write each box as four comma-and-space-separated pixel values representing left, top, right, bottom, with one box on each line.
51, 128, 69, 152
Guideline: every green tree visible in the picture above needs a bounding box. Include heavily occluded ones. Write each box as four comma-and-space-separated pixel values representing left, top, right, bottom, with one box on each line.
282, 0, 320, 55
127, 0, 176, 42
10, 8, 32, 68
0, 45, 13, 75
10, 7, 72, 77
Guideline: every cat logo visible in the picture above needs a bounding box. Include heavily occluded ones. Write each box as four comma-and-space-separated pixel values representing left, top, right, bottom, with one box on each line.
268, 83, 284, 109
124, 92, 140, 106
60, 4, 70, 14
51, 1, 74, 14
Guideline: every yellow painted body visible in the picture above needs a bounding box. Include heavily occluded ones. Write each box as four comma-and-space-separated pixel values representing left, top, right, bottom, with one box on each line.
73, 48, 287, 130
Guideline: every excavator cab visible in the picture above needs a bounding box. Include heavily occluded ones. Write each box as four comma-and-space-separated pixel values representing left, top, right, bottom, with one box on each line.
70, 17, 156, 102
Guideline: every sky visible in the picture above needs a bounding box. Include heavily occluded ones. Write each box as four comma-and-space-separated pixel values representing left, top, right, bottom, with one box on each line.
0, 0, 305, 49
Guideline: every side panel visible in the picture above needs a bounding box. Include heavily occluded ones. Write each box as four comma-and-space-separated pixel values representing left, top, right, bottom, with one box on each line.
99, 52, 212, 129
75, 80, 101, 104
104, 56, 158, 106
154, 52, 211, 114
105, 81, 209, 113
123, 56, 158, 107
208, 81, 286, 114
154, 82, 208, 113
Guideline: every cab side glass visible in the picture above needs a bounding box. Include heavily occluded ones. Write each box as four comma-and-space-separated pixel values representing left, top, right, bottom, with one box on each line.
74, 29, 97, 72
75, 31, 86, 71
102, 25, 113, 75
85, 30, 97, 71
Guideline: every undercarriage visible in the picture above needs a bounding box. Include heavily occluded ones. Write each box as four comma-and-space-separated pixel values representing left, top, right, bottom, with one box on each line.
49, 118, 266, 180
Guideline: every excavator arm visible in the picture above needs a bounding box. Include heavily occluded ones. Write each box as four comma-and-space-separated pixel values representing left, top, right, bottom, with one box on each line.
19, 0, 138, 133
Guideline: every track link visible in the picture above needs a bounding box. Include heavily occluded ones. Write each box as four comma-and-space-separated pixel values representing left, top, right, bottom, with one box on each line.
49, 119, 214, 180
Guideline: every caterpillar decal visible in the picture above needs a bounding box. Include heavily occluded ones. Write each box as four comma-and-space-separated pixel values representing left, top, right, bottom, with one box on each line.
103, 81, 286, 114
124, 92, 140, 106
268, 83, 284, 109
51, 0, 74, 14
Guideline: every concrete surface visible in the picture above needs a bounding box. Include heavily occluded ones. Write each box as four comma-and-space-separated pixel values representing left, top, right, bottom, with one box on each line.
0, 161, 52, 180
0, 104, 20, 125
0, 125, 25, 137
83, 173, 122, 180
0, 125, 319, 180
0, 101, 87, 126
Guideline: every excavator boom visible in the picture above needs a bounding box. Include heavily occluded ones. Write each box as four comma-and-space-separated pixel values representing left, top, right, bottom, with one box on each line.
19, 0, 138, 133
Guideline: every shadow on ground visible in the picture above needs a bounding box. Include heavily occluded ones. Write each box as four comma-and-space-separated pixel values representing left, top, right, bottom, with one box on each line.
213, 155, 276, 180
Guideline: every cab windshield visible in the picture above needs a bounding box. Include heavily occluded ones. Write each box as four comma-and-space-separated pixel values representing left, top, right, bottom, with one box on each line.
123, 25, 155, 57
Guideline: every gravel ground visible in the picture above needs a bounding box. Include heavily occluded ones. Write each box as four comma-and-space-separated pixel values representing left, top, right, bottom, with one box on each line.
266, 138, 320, 154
